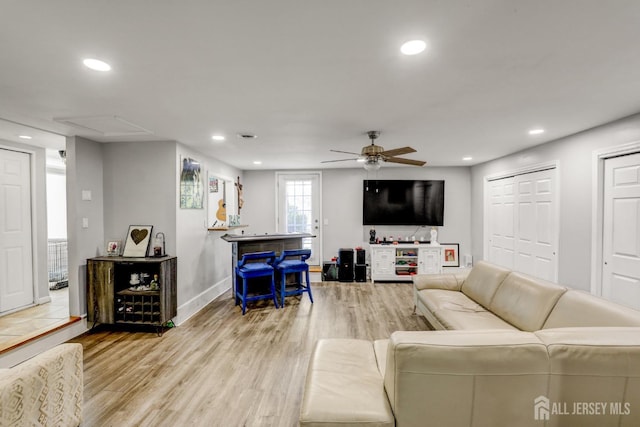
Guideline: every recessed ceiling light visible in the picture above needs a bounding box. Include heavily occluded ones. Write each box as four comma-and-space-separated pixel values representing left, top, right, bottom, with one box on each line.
400, 40, 427, 55
253, 161, 262, 165
528, 128, 545, 135
211, 135, 225, 141
462, 156, 473, 161
83, 58, 111, 71
18, 135, 32, 139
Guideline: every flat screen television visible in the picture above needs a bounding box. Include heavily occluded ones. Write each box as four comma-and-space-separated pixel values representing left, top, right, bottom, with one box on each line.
363, 180, 444, 226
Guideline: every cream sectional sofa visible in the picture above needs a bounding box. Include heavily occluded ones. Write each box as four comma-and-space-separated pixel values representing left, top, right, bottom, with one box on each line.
0, 343, 83, 426
300, 261, 640, 427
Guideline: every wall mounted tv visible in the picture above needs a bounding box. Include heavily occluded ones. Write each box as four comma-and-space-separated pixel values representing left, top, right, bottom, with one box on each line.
363, 180, 444, 226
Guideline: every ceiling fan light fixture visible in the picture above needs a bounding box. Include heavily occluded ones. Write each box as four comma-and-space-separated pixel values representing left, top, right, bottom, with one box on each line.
363, 158, 381, 171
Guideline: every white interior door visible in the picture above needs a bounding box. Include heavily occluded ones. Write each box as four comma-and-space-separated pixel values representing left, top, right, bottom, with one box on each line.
487, 168, 557, 281
602, 152, 640, 309
0, 148, 34, 312
276, 172, 321, 266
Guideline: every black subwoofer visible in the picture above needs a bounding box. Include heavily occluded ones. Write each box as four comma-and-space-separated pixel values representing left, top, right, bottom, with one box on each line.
338, 248, 354, 282
355, 264, 367, 282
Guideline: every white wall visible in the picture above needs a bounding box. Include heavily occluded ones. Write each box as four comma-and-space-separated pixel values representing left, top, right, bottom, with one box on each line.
242, 166, 472, 264
470, 112, 640, 291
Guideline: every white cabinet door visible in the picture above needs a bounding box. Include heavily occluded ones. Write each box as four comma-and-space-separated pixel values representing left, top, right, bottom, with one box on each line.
372, 248, 395, 275
418, 247, 443, 274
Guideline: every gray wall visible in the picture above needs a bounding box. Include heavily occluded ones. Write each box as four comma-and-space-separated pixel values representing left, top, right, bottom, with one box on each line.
242, 167, 472, 264
66, 136, 105, 316
103, 140, 176, 255
175, 143, 242, 319
470, 112, 640, 291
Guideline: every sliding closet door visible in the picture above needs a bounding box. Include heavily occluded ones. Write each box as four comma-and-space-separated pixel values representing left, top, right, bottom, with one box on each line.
487, 168, 558, 281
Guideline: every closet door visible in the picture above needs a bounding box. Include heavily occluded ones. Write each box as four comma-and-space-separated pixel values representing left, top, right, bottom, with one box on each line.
487, 168, 557, 281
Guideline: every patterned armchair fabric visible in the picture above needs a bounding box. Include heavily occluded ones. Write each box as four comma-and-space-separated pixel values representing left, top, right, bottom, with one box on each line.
0, 343, 83, 426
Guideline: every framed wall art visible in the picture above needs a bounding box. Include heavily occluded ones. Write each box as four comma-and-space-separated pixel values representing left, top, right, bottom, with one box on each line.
441, 243, 460, 267
122, 225, 153, 257
180, 157, 203, 209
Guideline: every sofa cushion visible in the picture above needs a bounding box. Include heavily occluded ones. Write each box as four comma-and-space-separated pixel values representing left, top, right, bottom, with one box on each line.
433, 308, 518, 330
460, 261, 511, 308
417, 289, 486, 314
412, 272, 468, 291
489, 272, 567, 331
535, 327, 640, 426
373, 339, 389, 378
300, 339, 394, 427
385, 330, 549, 427
543, 290, 640, 329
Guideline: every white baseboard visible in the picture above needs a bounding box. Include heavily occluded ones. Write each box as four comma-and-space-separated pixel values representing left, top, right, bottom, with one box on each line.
37, 296, 52, 305
174, 276, 231, 326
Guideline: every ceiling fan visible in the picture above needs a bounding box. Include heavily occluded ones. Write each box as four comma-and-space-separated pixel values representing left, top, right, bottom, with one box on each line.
322, 131, 426, 170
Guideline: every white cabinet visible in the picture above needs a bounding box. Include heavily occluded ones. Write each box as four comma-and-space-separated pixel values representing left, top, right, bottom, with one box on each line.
370, 244, 443, 282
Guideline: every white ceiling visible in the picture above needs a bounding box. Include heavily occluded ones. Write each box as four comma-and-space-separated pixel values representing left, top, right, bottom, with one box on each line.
2, 1, 640, 170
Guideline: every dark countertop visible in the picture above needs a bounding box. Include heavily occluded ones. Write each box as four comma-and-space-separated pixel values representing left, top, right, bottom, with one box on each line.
221, 232, 314, 242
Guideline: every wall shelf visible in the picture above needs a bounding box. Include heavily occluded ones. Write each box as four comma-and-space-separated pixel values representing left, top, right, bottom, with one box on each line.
208, 225, 249, 231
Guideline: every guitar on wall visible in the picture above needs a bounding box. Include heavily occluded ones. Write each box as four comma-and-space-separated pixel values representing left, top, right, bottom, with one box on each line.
216, 181, 227, 223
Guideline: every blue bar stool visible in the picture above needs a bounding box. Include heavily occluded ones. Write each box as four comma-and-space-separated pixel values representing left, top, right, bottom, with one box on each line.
273, 249, 313, 307
235, 251, 279, 315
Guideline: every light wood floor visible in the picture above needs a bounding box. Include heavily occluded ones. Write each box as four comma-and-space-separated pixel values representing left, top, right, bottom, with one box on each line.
70, 281, 429, 427
0, 287, 75, 354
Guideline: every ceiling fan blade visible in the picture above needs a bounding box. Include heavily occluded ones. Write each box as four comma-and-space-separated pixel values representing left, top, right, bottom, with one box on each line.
384, 156, 426, 166
380, 146, 416, 157
330, 149, 361, 156
320, 158, 360, 163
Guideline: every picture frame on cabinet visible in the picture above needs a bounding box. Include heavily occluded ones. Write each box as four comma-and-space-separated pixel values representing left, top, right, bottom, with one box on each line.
441, 243, 460, 267
106, 240, 122, 256
122, 225, 153, 257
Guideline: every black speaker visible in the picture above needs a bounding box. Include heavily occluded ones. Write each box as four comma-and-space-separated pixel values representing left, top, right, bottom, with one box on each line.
338, 248, 354, 282
355, 264, 366, 282
356, 248, 366, 264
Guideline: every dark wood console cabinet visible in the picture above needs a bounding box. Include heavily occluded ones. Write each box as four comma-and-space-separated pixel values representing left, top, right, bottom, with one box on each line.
87, 256, 177, 331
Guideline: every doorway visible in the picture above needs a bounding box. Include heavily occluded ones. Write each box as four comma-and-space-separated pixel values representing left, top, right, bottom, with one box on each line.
276, 172, 322, 266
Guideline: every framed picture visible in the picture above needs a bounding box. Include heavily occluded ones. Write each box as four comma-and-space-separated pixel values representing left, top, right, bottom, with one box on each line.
106, 240, 122, 256
122, 225, 153, 257
180, 157, 203, 209
441, 243, 460, 267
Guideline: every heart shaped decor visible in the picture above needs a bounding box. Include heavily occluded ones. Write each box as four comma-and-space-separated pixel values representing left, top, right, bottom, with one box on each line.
130, 228, 149, 245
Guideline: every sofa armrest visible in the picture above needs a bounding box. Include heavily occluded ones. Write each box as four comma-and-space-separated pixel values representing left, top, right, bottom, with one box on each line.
384, 330, 548, 427
0, 343, 83, 427
412, 272, 468, 291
